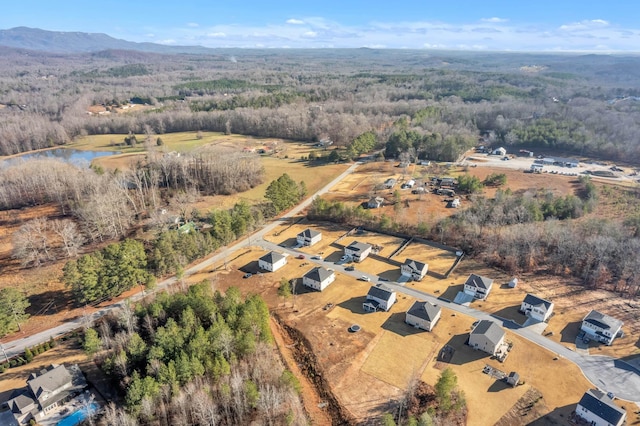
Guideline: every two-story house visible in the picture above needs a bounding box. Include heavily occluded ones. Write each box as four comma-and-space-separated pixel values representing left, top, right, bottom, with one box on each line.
463, 274, 494, 300
400, 259, 428, 281
520, 294, 554, 322
581, 310, 623, 346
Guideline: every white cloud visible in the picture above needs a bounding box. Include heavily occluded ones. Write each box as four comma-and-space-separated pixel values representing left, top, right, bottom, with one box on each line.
159, 39, 176, 45
187, 22, 199, 28
481, 17, 508, 23
132, 16, 640, 52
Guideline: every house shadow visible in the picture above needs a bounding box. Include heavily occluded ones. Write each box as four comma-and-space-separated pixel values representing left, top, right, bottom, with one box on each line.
426, 270, 446, 279
560, 321, 582, 343
338, 296, 368, 314
239, 260, 260, 274
291, 280, 316, 296
381, 312, 425, 337
528, 403, 576, 425
443, 334, 490, 365
488, 379, 510, 393
441, 284, 464, 303
278, 237, 298, 248
324, 250, 346, 263
377, 269, 401, 281
492, 306, 526, 326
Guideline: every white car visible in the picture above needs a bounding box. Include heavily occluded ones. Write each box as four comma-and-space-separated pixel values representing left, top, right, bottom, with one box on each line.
358, 276, 371, 282
311, 255, 322, 260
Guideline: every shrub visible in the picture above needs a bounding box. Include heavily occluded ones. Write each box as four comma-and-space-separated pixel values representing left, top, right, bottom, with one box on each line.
24, 348, 33, 363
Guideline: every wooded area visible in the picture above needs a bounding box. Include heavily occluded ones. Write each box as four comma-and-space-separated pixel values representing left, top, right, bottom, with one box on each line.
88, 283, 305, 425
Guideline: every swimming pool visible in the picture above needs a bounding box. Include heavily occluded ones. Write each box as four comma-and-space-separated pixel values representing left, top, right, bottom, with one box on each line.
56, 403, 98, 426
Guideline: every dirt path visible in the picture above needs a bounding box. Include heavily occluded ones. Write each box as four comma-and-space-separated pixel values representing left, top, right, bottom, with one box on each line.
270, 317, 334, 425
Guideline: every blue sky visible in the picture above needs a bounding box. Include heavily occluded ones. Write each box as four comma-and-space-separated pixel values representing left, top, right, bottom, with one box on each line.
2, 0, 640, 51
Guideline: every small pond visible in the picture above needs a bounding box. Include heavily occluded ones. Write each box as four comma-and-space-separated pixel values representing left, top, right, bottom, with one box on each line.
9, 148, 121, 167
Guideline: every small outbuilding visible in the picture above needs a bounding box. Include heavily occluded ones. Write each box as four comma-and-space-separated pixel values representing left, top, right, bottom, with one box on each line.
492, 147, 507, 156
508, 278, 518, 288
258, 251, 287, 272
367, 197, 385, 209
506, 372, 520, 387
405, 301, 441, 331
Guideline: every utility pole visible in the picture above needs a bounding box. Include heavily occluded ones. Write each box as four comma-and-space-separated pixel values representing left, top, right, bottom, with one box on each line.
0, 343, 9, 363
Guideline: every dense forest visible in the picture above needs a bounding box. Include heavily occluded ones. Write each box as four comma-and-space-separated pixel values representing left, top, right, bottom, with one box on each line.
86, 282, 306, 425
1, 48, 640, 163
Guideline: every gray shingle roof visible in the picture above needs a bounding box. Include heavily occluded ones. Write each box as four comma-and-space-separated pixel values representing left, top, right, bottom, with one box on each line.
298, 228, 320, 238
304, 267, 334, 283
346, 241, 372, 253
578, 389, 625, 425
259, 251, 285, 264
523, 294, 553, 311
403, 259, 428, 273
407, 301, 440, 321
464, 274, 493, 290
583, 310, 623, 331
471, 320, 505, 347
367, 284, 395, 301
27, 364, 72, 400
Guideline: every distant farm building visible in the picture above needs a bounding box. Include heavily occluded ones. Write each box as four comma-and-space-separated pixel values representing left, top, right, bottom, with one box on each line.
384, 178, 397, 189
367, 197, 385, 209
492, 147, 507, 156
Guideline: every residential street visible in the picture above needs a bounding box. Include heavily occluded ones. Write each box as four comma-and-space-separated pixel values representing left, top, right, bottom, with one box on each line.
2, 158, 639, 407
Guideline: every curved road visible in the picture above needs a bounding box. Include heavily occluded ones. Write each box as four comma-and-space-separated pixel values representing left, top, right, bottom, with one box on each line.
2, 159, 639, 407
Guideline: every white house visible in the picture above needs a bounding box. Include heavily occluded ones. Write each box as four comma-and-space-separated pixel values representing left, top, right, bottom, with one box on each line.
492, 147, 507, 156
463, 274, 494, 300
449, 198, 461, 208
384, 178, 397, 189
258, 251, 287, 272
575, 389, 626, 426
302, 267, 335, 291
520, 294, 554, 322
405, 301, 441, 331
401, 259, 428, 281
344, 241, 373, 262
297, 229, 322, 247
363, 284, 396, 312
468, 320, 505, 356
581, 310, 623, 346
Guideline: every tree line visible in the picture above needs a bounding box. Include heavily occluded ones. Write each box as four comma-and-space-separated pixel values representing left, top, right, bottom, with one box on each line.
86, 283, 306, 425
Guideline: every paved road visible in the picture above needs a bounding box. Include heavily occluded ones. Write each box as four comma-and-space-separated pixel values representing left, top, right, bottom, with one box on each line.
252, 242, 640, 405
0, 162, 360, 361
3, 158, 639, 406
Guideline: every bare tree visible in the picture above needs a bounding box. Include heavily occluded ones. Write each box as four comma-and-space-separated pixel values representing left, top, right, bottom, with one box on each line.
51, 219, 85, 258
12, 217, 51, 267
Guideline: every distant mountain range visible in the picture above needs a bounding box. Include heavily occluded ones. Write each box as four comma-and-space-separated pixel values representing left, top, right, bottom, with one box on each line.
0, 27, 215, 54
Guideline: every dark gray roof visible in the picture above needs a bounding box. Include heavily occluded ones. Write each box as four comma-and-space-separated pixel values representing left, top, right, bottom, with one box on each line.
407, 301, 441, 321
27, 364, 72, 400
403, 259, 428, 273
8, 391, 35, 412
464, 274, 493, 290
298, 228, 321, 238
304, 266, 334, 283
578, 389, 625, 425
583, 310, 623, 331
259, 251, 285, 264
523, 294, 553, 311
508, 371, 519, 380
367, 284, 395, 301
471, 320, 505, 347
346, 241, 372, 253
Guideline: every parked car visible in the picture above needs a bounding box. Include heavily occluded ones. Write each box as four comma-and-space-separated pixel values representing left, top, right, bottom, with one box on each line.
297, 254, 305, 259
311, 255, 322, 260
345, 265, 355, 271
243, 273, 252, 279
358, 276, 371, 282
340, 255, 351, 262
